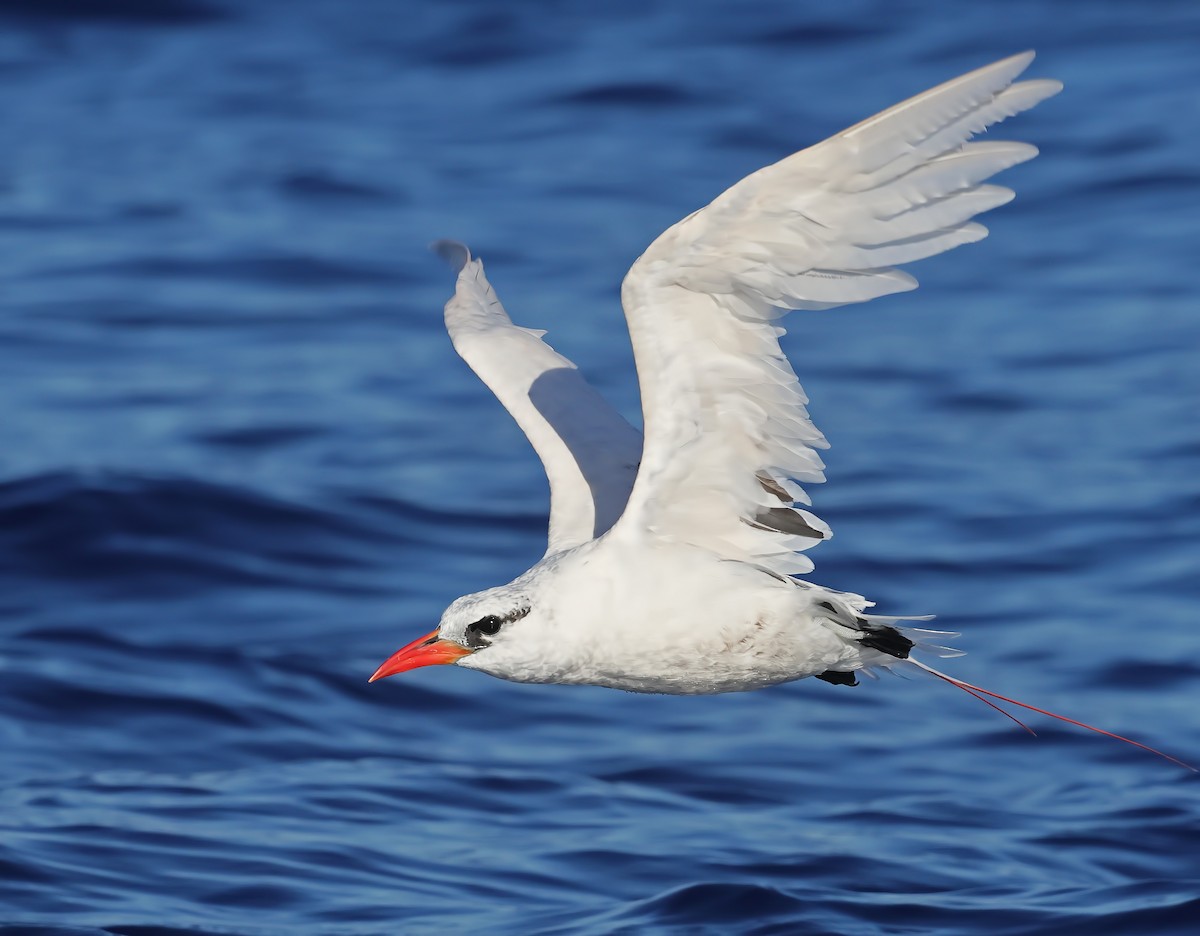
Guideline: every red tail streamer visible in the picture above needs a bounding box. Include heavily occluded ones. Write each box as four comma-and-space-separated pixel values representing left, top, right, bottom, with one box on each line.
910, 659, 1197, 773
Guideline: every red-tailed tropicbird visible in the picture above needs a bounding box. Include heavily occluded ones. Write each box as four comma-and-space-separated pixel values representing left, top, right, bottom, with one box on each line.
371, 53, 1193, 771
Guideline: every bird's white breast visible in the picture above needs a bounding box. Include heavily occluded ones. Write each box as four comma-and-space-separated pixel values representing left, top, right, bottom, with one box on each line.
475, 538, 862, 694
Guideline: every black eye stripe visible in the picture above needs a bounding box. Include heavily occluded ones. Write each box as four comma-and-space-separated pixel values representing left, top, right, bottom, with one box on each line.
465, 606, 530, 643
472, 615, 503, 636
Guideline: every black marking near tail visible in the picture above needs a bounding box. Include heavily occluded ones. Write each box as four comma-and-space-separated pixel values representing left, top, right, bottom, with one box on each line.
859, 626, 914, 659
817, 600, 914, 659
816, 670, 859, 687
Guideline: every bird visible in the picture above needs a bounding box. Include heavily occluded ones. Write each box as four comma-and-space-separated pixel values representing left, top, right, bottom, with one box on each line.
371, 53, 1193, 770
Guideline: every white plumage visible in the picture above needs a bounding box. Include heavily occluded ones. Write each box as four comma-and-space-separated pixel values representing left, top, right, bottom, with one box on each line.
374, 52, 1061, 696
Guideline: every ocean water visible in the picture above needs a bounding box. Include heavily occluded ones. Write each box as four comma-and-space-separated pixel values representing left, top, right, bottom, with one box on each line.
1, 1, 1198, 933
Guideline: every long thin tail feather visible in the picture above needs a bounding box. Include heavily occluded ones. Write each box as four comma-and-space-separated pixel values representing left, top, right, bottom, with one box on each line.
910, 658, 1197, 772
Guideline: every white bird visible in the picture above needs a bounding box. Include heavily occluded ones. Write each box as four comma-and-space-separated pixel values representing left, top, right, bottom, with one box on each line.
371, 53, 1192, 770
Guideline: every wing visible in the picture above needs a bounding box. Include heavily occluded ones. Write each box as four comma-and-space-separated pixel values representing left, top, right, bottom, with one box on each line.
437, 242, 642, 555
613, 52, 1061, 575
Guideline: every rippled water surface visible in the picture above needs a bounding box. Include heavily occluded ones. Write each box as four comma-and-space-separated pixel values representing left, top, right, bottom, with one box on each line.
2, 1, 1199, 933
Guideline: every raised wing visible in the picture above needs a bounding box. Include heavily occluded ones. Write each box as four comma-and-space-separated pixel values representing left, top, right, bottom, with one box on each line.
437, 242, 642, 555
613, 52, 1061, 575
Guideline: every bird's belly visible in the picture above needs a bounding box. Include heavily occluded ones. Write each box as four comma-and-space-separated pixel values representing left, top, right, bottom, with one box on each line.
523, 543, 867, 694
584, 634, 844, 694
561, 589, 852, 695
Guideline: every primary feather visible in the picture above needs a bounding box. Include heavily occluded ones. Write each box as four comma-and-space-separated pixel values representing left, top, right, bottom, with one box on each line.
611, 51, 1061, 575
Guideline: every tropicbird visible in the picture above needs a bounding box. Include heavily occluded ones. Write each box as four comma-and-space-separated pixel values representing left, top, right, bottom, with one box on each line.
372, 53, 1192, 770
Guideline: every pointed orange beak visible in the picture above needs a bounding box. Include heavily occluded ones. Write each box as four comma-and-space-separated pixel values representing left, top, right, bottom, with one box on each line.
369, 629, 473, 682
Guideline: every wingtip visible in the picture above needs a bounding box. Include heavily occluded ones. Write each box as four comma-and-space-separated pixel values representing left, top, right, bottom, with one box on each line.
981, 50, 1037, 87
1001, 52, 1063, 98
1033, 78, 1065, 98
995, 50, 1037, 74
961, 50, 1040, 92
432, 239, 472, 273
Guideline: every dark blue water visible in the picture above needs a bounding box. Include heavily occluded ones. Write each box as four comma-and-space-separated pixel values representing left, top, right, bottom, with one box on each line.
2, 1, 1198, 933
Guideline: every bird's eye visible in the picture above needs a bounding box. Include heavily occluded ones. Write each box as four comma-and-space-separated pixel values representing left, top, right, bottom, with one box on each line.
470, 615, 504, 637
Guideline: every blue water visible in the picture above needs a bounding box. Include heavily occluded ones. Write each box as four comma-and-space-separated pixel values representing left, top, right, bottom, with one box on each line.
2, 1, 1198, 933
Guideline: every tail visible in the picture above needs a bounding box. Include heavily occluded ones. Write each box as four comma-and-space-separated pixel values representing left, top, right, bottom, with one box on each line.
909, 658, 1197, 773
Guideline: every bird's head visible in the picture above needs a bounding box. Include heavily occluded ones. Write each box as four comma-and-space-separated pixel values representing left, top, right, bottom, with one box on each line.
369, 584, 546, 683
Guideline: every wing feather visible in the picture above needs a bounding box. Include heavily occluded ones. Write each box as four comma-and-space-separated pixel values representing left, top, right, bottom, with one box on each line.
437, 242, 642, 555
612, 53, 1061, 574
